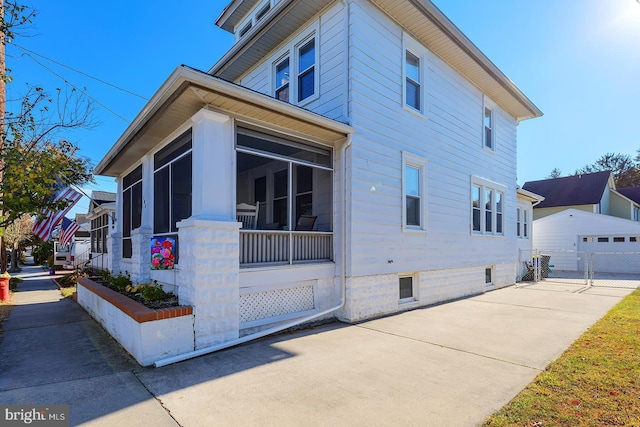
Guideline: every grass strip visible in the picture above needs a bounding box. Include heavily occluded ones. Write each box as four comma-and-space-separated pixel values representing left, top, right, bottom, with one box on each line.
483, 289, 640, 426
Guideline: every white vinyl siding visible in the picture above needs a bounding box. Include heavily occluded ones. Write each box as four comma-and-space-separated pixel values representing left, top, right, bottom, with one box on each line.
347, 0, 518, 280
236, 4, 346, 121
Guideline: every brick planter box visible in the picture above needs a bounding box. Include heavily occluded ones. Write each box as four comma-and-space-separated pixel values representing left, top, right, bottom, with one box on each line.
77, 277, 195, 366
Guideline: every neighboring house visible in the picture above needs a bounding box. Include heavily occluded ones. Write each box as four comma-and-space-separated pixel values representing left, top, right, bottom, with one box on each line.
522, 171, 640, 221
85, 191, 116, 271
532, 208, 640, 273
91, 0, 542, 354
516, 187, 543, 255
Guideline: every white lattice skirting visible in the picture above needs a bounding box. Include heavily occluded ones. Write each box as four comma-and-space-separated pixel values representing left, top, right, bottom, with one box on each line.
240, 285, 315, 327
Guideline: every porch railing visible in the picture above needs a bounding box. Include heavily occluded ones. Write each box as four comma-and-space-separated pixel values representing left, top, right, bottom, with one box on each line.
239, 230, 333, 266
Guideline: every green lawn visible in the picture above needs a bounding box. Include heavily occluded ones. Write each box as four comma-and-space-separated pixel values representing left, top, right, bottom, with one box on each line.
483, 289, 640, 426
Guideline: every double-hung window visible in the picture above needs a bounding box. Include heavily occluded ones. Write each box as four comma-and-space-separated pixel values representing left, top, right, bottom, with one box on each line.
403, 34, 427, 115
402, 152, 427, 231
483, 97, 495, 150
472, 177, 505, 236
517, 206, 529, 238
272, 25, 318, 105
153, 130, 193, 239
122, 165, 142, 259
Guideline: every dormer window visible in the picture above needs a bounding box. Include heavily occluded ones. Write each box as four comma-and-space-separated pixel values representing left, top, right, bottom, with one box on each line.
235, 0, 277, 40
255, 3, 271, 21
239, 22, 252, 38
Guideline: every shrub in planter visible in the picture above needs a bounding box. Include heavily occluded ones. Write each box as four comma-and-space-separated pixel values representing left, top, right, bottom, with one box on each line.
110, 272, 132, 291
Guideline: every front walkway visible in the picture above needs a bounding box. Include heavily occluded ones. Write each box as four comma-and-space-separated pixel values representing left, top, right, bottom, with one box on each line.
0, 264, 176, 426
0, 267, 633, 426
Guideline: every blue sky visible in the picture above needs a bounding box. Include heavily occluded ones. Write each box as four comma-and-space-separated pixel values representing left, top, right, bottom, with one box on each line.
5, 0, 640, 216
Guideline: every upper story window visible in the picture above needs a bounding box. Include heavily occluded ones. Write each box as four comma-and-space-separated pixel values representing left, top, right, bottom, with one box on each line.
235, 0, 278, 41
403, 34, 427, 115
402, 152, 427, 231
271, 24, 319, 106
472, 177, 505, 236
483, 97, 496, 150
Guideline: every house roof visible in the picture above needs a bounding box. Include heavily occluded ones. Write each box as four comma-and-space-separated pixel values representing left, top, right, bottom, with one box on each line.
91, 191, 116, 204
616, 187, 640, 205
94, 66, 353, 177
212, 0, 542, 122
516, 187, 545, 204
522, 171, 613, 209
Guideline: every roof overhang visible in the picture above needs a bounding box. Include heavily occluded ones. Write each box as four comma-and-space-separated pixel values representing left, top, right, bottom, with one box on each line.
370, 0, 542, 121
215, 0, 261, 33
212, 0, 542, 122
94, 66, 353, 177
517, 187, 545, 203
210, 0, 330, 79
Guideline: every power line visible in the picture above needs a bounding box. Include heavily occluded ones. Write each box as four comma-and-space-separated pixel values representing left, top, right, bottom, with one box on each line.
12, 43, 148, 101
21, 52, 131, 122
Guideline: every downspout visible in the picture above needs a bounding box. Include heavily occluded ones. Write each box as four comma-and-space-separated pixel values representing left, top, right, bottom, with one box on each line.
154, 134, 353, 368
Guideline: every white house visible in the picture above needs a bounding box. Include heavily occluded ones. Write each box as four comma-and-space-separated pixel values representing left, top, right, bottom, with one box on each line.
89, 0, 542, 364
85, 191, 116, 272
523, 171, 640, 221
533, 208, 640, 274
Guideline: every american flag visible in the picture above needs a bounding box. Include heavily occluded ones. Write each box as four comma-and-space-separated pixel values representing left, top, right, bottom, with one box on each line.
59, 217, 81, 246
32, 186, 83, 242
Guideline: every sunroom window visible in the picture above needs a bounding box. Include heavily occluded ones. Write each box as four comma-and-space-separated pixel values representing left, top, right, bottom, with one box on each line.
236, 127, 333, 265
122, 165, 142, 259
153, 130, 193, 236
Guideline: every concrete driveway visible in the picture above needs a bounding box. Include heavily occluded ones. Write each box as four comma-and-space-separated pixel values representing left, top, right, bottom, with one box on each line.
136, 283, 632, 427
0, 266, 633, 426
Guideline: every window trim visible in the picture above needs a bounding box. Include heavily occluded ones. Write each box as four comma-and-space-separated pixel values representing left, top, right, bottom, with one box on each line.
402, 152, 427, 232
399, 274, 418, 303
471, 176, 505, 237
483, 96, 496, 151
402, 33, 428, 116
485, 266, 494, 286
517, 205, 530, 239
269, 22, 319, 107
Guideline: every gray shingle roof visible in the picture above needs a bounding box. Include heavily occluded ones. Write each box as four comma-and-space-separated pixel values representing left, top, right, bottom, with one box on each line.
616, 187, 640, 204
522, 171, 611, 209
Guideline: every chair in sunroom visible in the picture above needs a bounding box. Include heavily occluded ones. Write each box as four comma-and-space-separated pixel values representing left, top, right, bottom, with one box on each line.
236, 203, 259, 229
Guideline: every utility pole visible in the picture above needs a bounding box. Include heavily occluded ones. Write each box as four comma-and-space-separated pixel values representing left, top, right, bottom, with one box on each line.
0, 0, 7, 273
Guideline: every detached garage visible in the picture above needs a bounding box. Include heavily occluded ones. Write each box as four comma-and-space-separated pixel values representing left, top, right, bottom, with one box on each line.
533, 208, 640, 273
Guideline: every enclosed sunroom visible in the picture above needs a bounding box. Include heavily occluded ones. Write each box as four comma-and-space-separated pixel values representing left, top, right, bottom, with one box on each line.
93, 66, 352, 350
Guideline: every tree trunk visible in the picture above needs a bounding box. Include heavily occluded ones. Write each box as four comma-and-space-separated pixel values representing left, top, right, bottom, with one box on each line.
10, 242, 20, 272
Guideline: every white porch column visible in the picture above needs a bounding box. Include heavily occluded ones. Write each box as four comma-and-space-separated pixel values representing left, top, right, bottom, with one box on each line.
108, 232, 121, 274
130, 225, 152, 284
191, 109, 235, 220
178, 218, 240, 347
177, 109, 240, 347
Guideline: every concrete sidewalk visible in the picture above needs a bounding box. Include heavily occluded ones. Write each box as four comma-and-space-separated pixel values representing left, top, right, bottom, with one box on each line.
0, 265, 177, 427
0, 266, 634, 426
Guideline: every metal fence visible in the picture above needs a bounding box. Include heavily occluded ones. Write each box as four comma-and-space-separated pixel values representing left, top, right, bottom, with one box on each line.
518, 249, 640, 289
